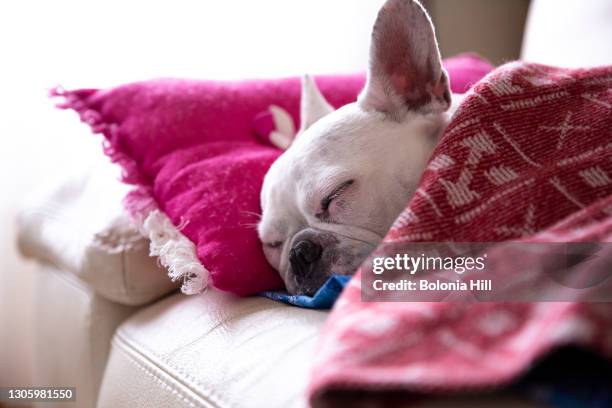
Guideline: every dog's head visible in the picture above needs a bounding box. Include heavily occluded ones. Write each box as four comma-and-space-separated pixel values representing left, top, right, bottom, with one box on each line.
258, 0, 451, 295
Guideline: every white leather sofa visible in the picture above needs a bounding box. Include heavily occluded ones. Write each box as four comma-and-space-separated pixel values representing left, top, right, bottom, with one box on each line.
13, 1, 612, 407
17, 161, 327, 408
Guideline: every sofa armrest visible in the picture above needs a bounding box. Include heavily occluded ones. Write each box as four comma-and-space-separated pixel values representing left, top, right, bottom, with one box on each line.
17, 159, 179, 305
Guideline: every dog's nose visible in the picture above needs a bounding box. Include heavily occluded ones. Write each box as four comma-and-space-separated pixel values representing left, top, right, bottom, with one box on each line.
289, 240, 323, 276
295, 240, 323, 263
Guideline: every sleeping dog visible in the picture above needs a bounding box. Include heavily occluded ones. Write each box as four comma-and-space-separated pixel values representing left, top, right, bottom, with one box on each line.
258, 0, 462, 295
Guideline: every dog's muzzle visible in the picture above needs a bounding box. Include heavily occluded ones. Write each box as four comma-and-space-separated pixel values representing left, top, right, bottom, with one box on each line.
289, 239, 323, 283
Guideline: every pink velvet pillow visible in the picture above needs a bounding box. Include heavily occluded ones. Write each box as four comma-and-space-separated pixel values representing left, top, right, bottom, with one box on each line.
55, 53, 493, 296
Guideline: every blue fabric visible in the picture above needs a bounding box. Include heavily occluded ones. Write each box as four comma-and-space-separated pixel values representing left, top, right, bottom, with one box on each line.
260, 275, 350, 309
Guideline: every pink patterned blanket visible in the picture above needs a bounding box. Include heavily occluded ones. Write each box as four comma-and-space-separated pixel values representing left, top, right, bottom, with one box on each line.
309, 62, 612, 403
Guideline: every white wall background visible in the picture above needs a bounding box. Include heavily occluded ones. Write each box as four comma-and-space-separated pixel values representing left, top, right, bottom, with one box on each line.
0, 0, 386, 387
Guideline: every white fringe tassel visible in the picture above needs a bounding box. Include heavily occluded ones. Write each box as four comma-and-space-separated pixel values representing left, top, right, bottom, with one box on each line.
142, 210, 209, 295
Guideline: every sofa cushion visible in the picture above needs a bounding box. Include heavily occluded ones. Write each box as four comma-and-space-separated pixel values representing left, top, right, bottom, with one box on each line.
96, 291, 540, 408
17, 158, 179, 305
97, 290, 326, 408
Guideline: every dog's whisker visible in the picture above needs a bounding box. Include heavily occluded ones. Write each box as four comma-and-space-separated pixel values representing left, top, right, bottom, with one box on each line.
241, 210, 262, 220
239, 222, 260, 229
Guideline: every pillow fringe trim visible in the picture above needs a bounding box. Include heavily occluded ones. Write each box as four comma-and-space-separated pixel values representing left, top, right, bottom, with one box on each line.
50, 86, 147, 185
51, 86, 208, 295
142, 210, 209, 295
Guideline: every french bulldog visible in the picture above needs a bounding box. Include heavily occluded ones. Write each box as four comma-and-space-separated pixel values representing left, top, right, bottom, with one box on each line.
258, 0, 462, 295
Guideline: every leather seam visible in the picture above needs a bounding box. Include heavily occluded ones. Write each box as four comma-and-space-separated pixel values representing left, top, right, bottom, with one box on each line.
113, 333, 228, 408
115, 303, 290, 403
120, 243, 130, 298
114, 343, 208, 408
113, 301, 316, 407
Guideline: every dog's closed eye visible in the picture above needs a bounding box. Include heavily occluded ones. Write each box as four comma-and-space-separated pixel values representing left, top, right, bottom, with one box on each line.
265, 241, 283, 249
317, 179, 354, 219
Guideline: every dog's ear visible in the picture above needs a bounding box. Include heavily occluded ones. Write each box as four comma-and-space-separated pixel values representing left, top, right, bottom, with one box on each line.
299, 74, 334, 133
358, 0, 450, 119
